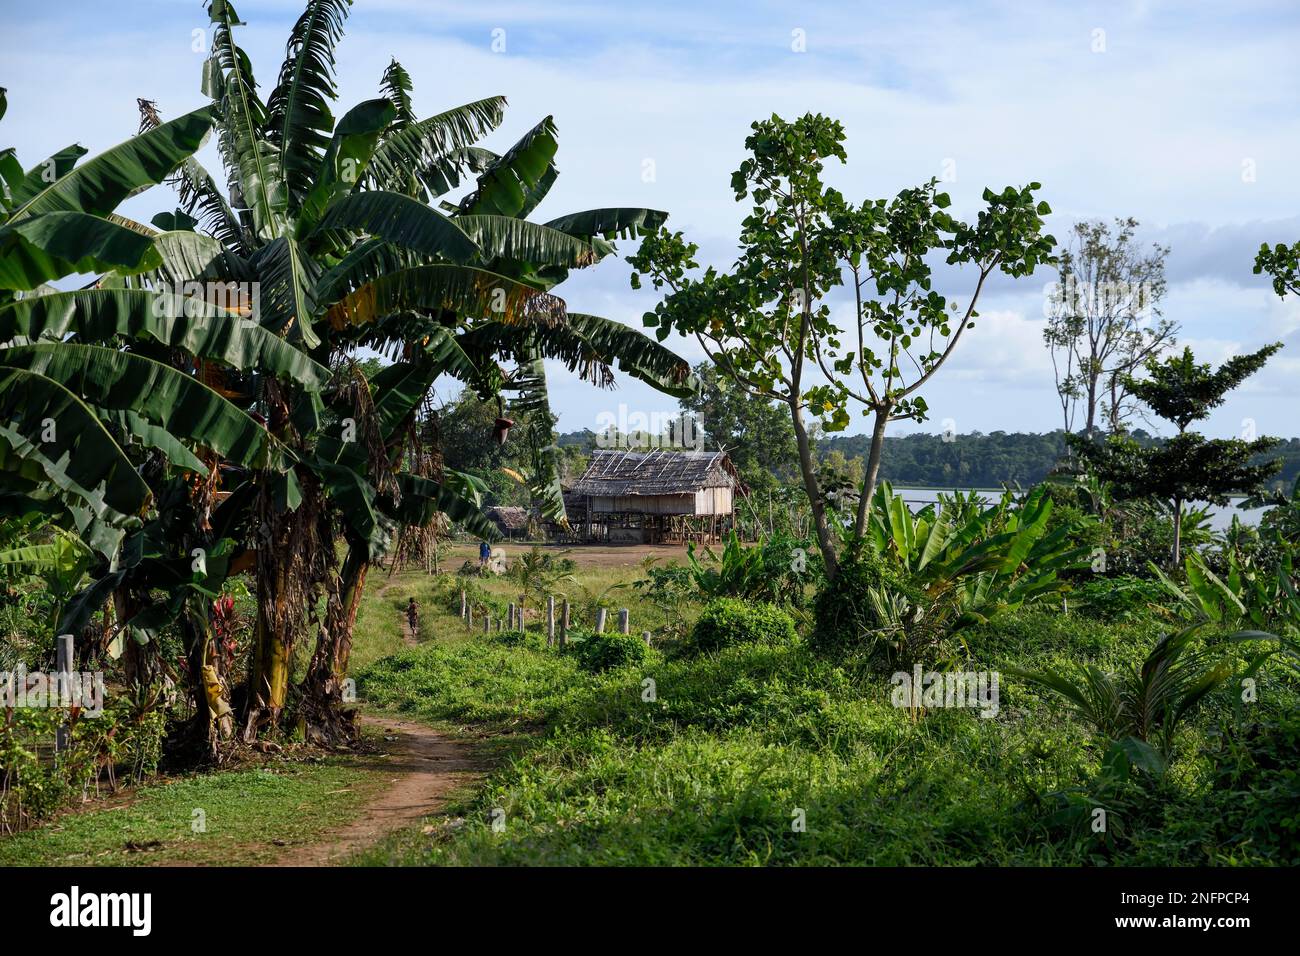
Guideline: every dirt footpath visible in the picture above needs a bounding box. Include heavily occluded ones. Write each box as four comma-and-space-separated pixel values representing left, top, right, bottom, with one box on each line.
270, 715, 481, 866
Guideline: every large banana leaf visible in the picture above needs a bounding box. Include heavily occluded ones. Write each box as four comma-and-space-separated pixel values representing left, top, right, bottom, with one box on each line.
146, 230, 251, 285
203, 0, 285, 237
367, 96, 506, 199
324, 264, 566, 331
455, 215, 600, 268
314, 190, 479, 263
8, 106, 216, 223
558, 312, 697, 396
0, 288, 331, 390
296, 97, 396, 234
0, 211, 162, 289
253, 234, 320, 347
457, 116, 558, 218
0, 367, 150, 525
388, 472, 501, 542
0, 343, 291, 469
266, 0, 350, 213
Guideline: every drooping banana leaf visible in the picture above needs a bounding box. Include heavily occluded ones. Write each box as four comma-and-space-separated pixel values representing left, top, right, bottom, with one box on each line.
388, 472, 501, 543
0, 211, 162, 290
456, 116, 558, 218
313, 190, 479, 264
323, 264, 566, 331
296, 97, 396, 234
7, 144, 89, 209
0, 367, 151, 525
253, 234, 320, 348
0, 343, 293, 469
0, 288, 331, 390
367, 96, 506, 199
7, 106, 216, 222
454, 215, 600, 269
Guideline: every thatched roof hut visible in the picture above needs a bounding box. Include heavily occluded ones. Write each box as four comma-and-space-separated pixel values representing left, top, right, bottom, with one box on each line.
485, 505, 531, 538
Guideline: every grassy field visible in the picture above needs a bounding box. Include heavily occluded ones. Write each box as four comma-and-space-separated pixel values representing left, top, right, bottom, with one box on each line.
352, 558, 1300, 866
0, 750, 391, 867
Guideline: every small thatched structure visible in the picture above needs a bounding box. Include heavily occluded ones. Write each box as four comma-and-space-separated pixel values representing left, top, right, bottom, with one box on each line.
564, 449, 746, 544
486, 505, 532, 539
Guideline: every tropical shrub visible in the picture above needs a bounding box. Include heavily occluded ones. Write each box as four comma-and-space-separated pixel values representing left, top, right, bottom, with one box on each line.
1011, 627, 1233, 768
566, 628, 653, 673
811, 483, 1090, 665
684, 531, 819, 606
686, 598, 798, 654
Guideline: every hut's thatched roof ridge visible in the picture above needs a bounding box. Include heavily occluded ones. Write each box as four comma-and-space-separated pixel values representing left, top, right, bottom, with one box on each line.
485, 505, 531, 531
569, 449, 745, 497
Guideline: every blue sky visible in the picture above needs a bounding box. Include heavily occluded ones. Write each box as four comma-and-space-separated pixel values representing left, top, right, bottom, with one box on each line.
3, 0, 1298, 440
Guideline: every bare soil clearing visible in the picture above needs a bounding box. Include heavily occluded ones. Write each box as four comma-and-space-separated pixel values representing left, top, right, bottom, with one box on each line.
270, 714, 481, 867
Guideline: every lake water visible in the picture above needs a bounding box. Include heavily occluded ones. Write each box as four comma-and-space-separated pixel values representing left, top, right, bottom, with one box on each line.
895, 487, 1264, 532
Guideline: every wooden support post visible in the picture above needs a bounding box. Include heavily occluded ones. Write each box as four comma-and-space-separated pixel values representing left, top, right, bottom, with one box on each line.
595, 608, 607, 634
55, 633, 73, 752
560, 599, 570, 649
643, 630, 652, 646
467, 605, 473, 630
484, 615, 491, 634
508, 603, 516, 631
547, 596, 555, 647
618, 608, 630, 634
460, 589, 467, 619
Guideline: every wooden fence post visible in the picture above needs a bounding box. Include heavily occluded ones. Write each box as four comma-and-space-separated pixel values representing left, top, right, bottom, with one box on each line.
467, 605, 473, 630
560, 599, 570, 648
483, 615, 491, 634
508, 603, 516, 631
460, 589, 467, 619
618, 609, 629, 634
642, 630, 652, 646
546, 596, 555, 647
595, 608, 607, 634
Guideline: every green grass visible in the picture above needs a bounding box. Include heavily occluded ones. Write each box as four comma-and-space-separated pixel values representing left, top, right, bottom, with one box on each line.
353, 597, 1300, 867
0, 755, 390, 866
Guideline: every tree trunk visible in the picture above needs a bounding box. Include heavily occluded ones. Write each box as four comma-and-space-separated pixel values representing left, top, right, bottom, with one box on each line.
854, 405, 890, 537
244, 561, 290, 741
184, 596, 232, 754
788, 397, 837, 578
1171, 496, 1183, 567
298, 543, 368, 746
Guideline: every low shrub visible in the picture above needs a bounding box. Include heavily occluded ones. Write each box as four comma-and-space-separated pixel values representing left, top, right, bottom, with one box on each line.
565, 628, 654, 673
686, 598, 798, 654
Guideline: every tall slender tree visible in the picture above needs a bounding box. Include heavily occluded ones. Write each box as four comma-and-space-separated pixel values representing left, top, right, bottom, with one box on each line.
630, 113, 1054, 576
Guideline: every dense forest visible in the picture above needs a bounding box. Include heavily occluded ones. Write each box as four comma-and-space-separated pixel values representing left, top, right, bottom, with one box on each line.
551, 425, 1300, 494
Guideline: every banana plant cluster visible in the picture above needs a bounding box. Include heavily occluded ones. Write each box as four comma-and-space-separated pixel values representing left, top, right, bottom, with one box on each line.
0, 0, 696, 750
864, 481, 1093, 630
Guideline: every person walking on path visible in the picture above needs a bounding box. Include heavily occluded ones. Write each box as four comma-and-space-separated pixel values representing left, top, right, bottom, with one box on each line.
479, 539, 492, 572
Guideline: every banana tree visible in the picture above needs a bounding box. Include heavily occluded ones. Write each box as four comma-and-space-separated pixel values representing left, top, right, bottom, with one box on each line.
123, 0, 696, 742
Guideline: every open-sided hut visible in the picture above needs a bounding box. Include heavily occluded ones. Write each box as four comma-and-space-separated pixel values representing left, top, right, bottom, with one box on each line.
566, 449, 745, 544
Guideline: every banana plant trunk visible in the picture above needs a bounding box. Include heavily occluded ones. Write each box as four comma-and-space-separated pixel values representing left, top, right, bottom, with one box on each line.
183, 595, 233, 752
244, 557, 291, 741
298, 541, 368, 746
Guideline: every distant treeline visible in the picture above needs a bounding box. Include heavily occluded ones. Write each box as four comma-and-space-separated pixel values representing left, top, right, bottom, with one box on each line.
558, 428, 1300, 492
832, 430, 1300, 491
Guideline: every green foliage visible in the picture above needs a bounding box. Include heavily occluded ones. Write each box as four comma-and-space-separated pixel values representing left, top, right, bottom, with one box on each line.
566, 628, 655, 673
1011, 627, 1233, 765
811, 483, 1090, 665
685, 598, 798, 655
683, 531, 818, 607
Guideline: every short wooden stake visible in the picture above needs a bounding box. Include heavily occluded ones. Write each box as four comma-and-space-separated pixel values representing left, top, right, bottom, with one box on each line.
595, 608, 607, 634
560, 599, 570, 648
642, 630, 652, 646
546, 596, 555, 647
618, 608, 629, 634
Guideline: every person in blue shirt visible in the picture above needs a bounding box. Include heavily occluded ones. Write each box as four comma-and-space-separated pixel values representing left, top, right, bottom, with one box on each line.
479, 539, 492, 570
